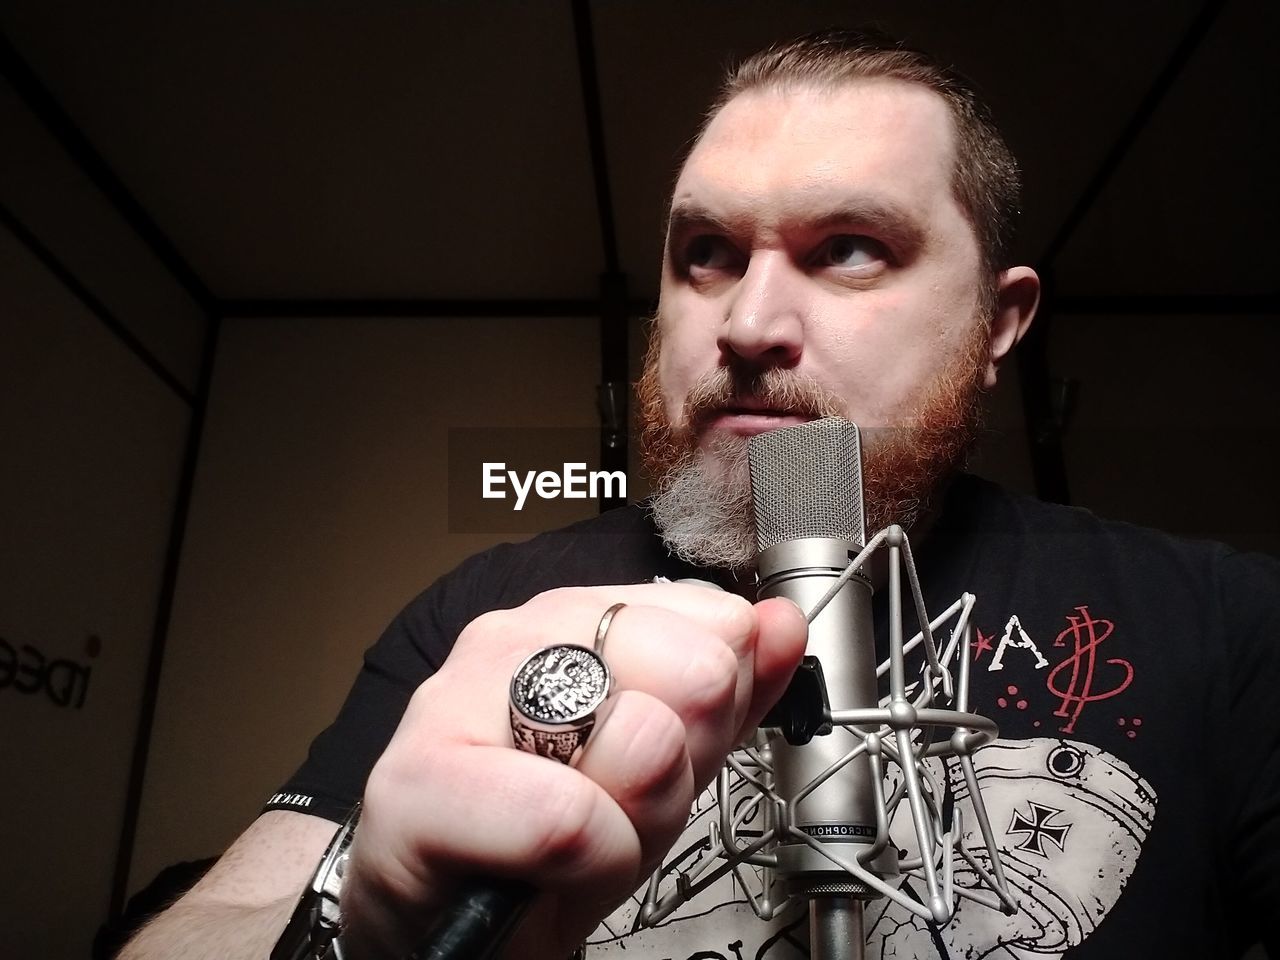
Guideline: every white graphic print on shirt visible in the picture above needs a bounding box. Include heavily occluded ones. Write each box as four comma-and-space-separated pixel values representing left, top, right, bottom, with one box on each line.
587, 602, 1156, 959
588, 736, 1155, 959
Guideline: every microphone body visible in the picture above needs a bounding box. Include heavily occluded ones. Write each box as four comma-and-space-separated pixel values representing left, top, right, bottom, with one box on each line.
749, 419, 896, 957
756, 539, 892, 894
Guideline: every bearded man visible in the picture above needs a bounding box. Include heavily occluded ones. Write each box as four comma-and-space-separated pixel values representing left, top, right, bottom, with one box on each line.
122, 29, 1279, 960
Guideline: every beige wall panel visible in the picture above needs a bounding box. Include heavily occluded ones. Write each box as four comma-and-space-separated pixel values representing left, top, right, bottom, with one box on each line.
134, 315, 601, 887
0, 230, 190, 956
1053, 315, 1279, 554
0, 81, 207, 390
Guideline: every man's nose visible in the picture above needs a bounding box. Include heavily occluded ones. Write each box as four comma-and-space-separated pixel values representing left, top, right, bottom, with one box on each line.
719, 252, 804, 367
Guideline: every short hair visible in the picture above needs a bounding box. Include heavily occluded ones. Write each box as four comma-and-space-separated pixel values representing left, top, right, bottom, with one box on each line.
699, 28, 1022, 286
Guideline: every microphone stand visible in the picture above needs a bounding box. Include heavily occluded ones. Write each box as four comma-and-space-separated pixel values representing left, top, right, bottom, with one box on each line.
810, 898, 865, 960
640, 526, 1015, 957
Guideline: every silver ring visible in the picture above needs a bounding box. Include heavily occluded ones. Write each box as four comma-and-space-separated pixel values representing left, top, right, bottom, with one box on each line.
509, 643, 612, 765
594, 602, 627, 655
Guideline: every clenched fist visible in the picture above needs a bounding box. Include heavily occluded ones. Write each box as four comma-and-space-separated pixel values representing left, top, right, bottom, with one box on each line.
340, 583, 807, 959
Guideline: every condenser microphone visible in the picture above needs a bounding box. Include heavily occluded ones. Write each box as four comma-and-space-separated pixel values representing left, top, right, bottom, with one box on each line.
748, 418, 896, 956
636, 417, 1013, 944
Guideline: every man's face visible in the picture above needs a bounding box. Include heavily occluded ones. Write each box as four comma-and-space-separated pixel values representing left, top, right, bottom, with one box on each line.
657, 78, 990, 440
640, 80, 999, 562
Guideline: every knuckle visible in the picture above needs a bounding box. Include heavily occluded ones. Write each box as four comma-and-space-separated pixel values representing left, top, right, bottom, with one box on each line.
618, 703, 690, 798
457, 607, 517, 646
518, 775, 602, 867
679, 640, 740, 717
710, 592, 756, 646
525, 585, 589, 614
452, 607, 532, 666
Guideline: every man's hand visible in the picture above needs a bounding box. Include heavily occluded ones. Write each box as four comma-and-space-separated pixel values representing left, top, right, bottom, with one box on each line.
340, 583, 808, 959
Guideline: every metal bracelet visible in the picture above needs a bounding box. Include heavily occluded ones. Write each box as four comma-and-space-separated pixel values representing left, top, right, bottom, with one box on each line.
270, 802, 361, 960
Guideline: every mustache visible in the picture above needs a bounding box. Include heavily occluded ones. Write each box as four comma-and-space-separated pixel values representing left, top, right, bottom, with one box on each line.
682, 366, 845, 430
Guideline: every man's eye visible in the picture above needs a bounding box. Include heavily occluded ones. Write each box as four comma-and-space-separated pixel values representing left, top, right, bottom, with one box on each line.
685, 236, 736, 272
818, 235, 887, 269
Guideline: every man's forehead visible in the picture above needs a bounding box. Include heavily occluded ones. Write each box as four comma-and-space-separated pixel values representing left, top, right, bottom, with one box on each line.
670, 79, 958, 225
687, 78, 957, 168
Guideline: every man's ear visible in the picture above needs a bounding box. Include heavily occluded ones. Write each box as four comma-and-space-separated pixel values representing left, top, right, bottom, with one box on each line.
985, 266, 1040, 388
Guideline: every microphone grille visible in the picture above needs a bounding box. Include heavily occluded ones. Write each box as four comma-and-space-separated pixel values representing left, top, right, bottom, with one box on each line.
748, 418, 865, 551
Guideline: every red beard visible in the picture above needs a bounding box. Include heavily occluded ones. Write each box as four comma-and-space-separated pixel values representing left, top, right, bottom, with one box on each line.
636, 320, 989, 544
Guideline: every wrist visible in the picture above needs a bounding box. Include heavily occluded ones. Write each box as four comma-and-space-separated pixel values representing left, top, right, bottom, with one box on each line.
270, 803, 361, 960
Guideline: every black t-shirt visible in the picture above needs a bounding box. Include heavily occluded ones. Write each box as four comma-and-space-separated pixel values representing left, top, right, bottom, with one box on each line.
266, 476, 1280, 958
